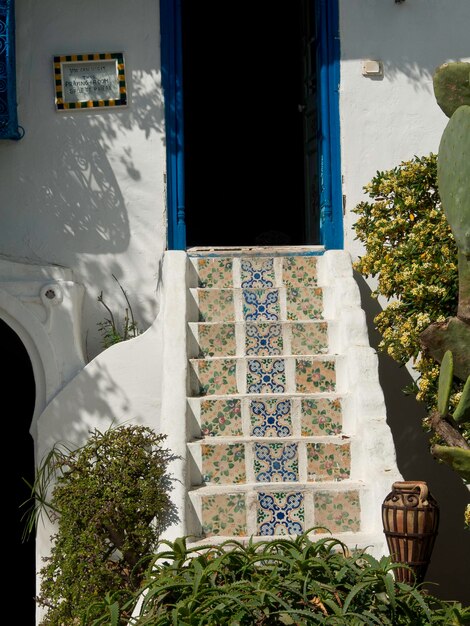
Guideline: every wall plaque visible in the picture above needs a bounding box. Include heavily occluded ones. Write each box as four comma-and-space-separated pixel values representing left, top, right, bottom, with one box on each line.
54, 52, 127, 111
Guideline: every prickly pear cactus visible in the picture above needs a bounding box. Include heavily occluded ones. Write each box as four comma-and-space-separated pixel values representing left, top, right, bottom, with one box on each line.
432, 445, 470, 482
420, 66, 470, 511
431, 351, 470, 482
437, 104, 470, 255
436, 351, 470, 424
421, 62, 470, 367
433, 61, 470, 118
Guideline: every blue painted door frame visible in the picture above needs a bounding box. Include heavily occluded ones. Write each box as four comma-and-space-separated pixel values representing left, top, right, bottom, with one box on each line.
0, 0, 22, 141
160, 0, 343, 251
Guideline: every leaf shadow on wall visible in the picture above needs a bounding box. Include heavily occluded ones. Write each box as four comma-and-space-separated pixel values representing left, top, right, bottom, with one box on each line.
17, 69, 165, 261
354, 272, 470, 606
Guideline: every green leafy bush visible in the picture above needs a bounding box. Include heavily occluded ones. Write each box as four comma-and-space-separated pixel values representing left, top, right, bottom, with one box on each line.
90, 534, 470, 625
352, 153, 459, 411
32, 425, 178, 626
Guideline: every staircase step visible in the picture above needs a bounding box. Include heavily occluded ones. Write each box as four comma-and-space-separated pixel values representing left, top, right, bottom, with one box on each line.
188, 320, 329, 358
191, 255, 319, 289
189, 356, 337, 396
188, 395, 345, 439
188, 437, 352, 485
191, 287, 324, 322
189, 483, 363, 539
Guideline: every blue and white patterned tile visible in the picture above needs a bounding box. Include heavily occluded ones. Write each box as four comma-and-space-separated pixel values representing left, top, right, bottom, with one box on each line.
247, 358, 286, 393
250, 398, 292, 437
242, 289, 280, 321
245, 323, 283, 355
257, 491, 305, 536
241, 258, 275, 288
254, 442, 298, 482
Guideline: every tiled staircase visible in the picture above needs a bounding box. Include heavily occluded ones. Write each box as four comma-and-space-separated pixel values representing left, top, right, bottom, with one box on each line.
178, 248, 400, 551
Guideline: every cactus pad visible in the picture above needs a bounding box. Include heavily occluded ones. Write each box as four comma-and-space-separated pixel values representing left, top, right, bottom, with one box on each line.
433, 445, 470, 482
453, 375, 470, 424
433, 62, 470, 118
437, 350, 453, 416
437, 105, 470, 255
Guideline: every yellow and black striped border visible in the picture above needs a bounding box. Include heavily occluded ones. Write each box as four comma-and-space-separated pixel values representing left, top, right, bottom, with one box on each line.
54, 52, 127, 110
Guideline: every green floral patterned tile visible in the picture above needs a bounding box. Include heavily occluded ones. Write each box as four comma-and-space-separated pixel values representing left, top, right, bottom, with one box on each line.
200, 399, 243, 437
314, 490, 360, 534
295, 359, 336, 393
198, 289, 234, 322
282, 256, 318, 288
306, 442, 351, 481
241, 257, 275, 288
202, 443, 246, 484
301, 398, 342, 436
197, 257, 233, 288
286, 287, 323, 320
198, 323, 236, 357
291, 322, 328, 355
195, 358, 238, 395
201, 493, 246, 537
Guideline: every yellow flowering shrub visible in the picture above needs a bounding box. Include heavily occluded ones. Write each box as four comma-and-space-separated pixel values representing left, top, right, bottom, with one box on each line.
353, 154, 459, 411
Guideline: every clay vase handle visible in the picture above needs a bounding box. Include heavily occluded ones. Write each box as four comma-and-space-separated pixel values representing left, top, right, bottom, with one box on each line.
392, 481, 429, 504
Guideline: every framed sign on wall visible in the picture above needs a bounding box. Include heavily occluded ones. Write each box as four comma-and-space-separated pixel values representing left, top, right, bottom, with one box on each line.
54, 52, 127, 111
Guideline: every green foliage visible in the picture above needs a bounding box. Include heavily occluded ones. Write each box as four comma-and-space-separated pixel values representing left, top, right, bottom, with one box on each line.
33, 425, 178, 626
98, 275, 140, 349
90, 534, 470, 625
352, 153, 459, 411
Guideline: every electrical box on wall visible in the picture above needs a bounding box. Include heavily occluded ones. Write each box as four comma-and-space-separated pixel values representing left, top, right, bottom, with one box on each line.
362, 60, 383, 77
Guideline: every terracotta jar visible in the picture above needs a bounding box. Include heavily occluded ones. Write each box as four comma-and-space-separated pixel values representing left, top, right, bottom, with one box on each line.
382, 481, 439, 584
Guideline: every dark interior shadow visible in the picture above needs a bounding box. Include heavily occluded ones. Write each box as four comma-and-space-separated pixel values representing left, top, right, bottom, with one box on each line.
354, 272, 470, 604
3, 320, 36, 624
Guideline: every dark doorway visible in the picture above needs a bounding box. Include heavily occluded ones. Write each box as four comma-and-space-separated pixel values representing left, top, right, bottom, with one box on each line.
2, 319, 36, 622
182, 2, 315, 248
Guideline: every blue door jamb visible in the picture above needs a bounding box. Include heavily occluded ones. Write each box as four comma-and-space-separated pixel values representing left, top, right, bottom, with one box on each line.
160, 0, 186, 250
160, 0, 342, 251
0, 0, 22, 141
318, 0, 343, 250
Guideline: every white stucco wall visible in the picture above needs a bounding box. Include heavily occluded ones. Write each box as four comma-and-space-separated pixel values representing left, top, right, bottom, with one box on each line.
0, 0, 166, 360
339, 0, 470, 258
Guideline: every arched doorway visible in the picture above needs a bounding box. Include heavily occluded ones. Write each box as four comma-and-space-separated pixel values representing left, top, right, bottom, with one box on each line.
2, 319, 36, 622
